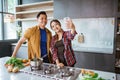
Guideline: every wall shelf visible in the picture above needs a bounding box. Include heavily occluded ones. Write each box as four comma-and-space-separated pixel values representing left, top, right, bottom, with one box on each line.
15, 0, 54, 21
117, 32, 120, 34
16, 17, 53, 21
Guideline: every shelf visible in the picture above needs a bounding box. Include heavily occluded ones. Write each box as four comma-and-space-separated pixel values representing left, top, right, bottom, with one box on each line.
117, 32, 120, 34
15, 0, 54, 21
16, 17, 53, 21
116, 48, 120, 51
16, 8, 53, 14
115, 66, 120, 68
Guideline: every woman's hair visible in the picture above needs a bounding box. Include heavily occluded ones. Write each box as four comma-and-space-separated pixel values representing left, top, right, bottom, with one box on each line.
50, 19, 61, 29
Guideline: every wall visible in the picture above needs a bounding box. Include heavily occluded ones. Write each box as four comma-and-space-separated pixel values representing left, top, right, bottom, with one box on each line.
17, 0, 116, 72
53, 0, 116, 72
21, 18, 115, 72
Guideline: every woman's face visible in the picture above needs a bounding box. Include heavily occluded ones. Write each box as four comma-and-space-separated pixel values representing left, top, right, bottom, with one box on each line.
37, 14, 47, 28
51, 21, 61, 33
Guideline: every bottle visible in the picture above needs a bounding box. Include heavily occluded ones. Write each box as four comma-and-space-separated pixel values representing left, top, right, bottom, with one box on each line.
78, 33, 84, 43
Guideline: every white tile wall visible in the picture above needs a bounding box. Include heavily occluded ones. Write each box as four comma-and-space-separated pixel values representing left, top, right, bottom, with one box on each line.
22, 18, 114, 54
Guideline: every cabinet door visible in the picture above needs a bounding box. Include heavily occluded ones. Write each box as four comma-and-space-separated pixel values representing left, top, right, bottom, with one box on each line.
54, 0, 97, 19
0, 42, 11, 57
54, 0, 68, 19
67, 0, 81, 18
67, 0, 97, 18
96, 0, 115, 17
54, 0, 115, 19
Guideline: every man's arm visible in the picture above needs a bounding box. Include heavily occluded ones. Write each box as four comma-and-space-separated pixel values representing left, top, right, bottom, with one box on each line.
12, 37, 27, 57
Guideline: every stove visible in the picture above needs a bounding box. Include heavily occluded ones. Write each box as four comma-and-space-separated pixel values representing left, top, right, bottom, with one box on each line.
20, 63, 80, 80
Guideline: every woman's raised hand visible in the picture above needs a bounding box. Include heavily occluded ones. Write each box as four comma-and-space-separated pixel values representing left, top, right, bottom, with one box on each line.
63, 17, 74, 29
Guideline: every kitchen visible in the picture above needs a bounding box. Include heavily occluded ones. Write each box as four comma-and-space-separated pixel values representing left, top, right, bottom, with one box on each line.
0, 0, 119, 80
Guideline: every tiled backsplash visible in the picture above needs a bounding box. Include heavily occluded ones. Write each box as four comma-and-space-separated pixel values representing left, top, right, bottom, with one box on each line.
22, 18, 114, 54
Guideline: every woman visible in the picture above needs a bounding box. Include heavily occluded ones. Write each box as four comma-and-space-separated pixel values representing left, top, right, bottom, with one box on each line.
50, 19, 77, 68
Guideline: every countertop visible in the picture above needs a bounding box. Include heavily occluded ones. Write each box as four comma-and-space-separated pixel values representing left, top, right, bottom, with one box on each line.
0, 57, 117, 80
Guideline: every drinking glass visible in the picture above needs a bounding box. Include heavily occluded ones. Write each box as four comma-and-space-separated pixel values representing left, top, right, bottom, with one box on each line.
63, 17, 71, 29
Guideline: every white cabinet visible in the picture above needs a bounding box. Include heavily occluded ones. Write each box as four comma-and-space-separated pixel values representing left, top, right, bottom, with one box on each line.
15, 0, 53, 21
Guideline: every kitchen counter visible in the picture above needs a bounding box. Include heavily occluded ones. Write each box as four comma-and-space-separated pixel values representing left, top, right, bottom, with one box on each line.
0, 57, 116, 80
0, 57, 54, 80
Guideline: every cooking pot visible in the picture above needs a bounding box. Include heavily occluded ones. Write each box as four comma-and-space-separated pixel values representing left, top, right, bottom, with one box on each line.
30, 58, 43, 67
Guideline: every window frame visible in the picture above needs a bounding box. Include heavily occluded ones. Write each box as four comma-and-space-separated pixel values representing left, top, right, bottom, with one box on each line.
0, 0, 21, 43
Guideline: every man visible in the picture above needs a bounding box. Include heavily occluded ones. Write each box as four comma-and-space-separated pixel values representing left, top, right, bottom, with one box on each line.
12, 11, 52, 63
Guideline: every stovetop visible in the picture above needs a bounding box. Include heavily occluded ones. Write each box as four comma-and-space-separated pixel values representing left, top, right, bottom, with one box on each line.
20, 63, 80, 80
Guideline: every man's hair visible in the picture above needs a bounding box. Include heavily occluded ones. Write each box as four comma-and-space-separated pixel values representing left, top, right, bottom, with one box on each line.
36, 11, 47, 18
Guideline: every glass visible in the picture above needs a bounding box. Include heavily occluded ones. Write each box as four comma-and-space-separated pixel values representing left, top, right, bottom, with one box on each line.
0, 13, 2, 40
63, 17, 71, 29
63, 17, 70, 23
0, 0, 2, 11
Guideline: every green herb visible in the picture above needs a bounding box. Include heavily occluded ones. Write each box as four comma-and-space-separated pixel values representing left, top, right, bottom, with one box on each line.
92, 73, 98, 78
81, 73, 105, 80
6, 57, 24, 69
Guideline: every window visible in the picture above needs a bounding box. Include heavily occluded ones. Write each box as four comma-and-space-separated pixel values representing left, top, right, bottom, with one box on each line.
0, 13, 2, 40
0, 0, 18, 40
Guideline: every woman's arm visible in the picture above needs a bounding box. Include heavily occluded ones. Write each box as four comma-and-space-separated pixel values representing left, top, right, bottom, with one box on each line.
55, 59, 64, 68
66, 19, 76, 34
12, 37, 26, 57
65, 19, 77, 40
70, 22, 76, 34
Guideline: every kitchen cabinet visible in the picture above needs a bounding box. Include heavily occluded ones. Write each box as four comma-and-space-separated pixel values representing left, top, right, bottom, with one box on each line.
15, 0, 53, 21
115, 0, 120, 74
0, 42, 12, 57
54, 0, 115, 19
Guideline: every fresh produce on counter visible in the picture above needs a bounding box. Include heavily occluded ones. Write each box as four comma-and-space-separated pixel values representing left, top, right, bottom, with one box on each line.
5, 57, 30, 73
80, 69, 105, 80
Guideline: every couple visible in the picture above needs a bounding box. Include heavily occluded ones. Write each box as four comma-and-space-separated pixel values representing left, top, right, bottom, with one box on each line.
12, 11, 77, 68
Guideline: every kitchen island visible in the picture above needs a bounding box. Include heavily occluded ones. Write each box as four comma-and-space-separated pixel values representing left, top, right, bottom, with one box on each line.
0, 57, 116, 80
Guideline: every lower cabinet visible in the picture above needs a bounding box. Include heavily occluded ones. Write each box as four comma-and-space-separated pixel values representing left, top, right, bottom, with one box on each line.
0, 42, 12, 58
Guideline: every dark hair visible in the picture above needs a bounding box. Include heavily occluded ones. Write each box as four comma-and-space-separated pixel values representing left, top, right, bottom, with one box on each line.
50, 19, 61, 29
36, 11, 47, 18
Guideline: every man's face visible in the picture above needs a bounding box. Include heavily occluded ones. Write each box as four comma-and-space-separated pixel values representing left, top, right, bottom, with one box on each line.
37, 14, 47, 27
